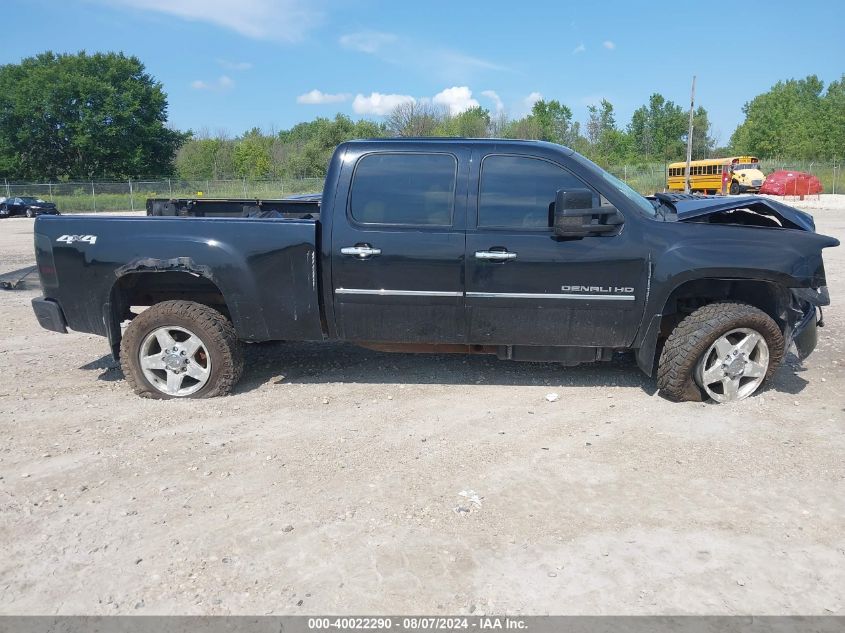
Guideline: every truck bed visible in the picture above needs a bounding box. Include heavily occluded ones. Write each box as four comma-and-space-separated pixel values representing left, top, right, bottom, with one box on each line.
146, 194, 321, 219
33, 215, 325, 343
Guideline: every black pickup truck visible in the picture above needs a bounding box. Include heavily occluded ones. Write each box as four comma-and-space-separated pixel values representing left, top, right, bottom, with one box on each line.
31, 139, 837, 403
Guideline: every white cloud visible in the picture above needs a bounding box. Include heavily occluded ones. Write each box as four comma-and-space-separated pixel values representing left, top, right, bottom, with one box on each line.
100, 0, 321, 42
352, 92, 416, 116
432, 86, 480, 116
481, 90, 504, 114
434, 50, 508, 73
191, 75, 234, 91
296, 89, 351, 105
337, 30, 506, 83
217, 59, 253, 71
523, 91, 543, 110
603, 40, 615, 50
339, 31, 397, 54
572, 43, 586, 54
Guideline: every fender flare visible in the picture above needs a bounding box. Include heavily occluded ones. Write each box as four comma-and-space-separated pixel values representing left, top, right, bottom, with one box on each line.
634, 275, 793, 377
107, 257, 239, 360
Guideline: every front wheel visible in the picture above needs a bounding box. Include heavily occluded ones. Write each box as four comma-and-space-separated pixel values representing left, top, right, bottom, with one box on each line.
729, 181, 740, 195
120, 300, 243, 399
25, 208, 34, 218
657, 302, 784, 403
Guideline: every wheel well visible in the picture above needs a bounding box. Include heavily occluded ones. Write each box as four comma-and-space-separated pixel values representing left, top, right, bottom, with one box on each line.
659, 278, 788, 337
111, 271, 231, 322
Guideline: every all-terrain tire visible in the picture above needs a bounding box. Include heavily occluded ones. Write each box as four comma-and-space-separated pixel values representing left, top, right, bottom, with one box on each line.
120, 300, 243, 399
656, 302, 784, 402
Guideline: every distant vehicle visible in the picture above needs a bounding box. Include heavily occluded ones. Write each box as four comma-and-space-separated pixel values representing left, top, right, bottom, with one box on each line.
667, 156, 766, 195
0, 196, 59, 218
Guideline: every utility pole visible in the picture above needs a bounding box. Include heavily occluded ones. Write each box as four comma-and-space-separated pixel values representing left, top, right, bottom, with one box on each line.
684, 75, 696, 194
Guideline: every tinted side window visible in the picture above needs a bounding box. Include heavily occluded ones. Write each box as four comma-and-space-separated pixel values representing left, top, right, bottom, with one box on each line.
350, 152, 456, 226
478, 155, 585, 228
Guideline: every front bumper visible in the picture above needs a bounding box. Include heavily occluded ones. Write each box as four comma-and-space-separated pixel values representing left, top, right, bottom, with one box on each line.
788, 286, 829, 360
791, 304, 818, 359
31, 297, 67, 333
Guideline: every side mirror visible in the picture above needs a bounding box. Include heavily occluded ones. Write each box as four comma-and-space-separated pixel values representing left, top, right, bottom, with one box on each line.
553, 188, 624, 238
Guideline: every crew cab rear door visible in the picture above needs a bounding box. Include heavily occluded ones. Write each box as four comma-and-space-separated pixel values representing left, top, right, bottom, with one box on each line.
330, 145, 468, 343
464, 151, 648, 347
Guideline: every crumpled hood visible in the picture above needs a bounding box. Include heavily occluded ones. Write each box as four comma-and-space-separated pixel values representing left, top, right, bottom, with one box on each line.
652, 193, 816, 232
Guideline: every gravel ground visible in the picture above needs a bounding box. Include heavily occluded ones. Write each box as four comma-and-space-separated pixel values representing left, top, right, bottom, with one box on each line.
0, 199, 843, 615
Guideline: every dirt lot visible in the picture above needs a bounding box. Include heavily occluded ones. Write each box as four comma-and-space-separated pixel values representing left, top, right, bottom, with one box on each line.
1, 200, 843, 615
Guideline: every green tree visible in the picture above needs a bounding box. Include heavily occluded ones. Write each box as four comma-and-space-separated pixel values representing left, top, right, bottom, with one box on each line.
628, 93, 688, 161
821, 75, 845, 158
504, 100, 582, 146
175, 130, 234, 179
233, 128, 272, 179
434, 106, 491, 137
586, 99, 630, 165
586, 99, 615, 145
688, 106, 716, 158
386, 102, 443, 137
0, 51, 186, 179
279, 114, 385, 178
729, 75, 840, 159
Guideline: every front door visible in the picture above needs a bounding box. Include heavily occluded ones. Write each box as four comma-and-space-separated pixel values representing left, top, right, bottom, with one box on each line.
331, 149, 468, 343
465, 153, 648, 348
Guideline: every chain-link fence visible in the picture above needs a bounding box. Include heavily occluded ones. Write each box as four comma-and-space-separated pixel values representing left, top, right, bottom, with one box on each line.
2, 161, 843, 213
605, 164, 668, 196
0, 177, 324, 213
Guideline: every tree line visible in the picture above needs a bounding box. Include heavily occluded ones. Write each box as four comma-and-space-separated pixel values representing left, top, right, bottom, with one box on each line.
176, 96, 718, 180
0, 51, 842, 181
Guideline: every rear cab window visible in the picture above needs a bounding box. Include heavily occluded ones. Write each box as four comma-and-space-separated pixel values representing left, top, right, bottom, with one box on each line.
349, 152, 457, 227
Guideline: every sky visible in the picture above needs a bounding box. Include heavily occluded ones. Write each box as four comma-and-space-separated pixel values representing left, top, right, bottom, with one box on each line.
4, 0, 844, 145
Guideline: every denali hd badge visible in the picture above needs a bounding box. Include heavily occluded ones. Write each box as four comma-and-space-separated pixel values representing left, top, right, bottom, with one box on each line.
561, 285, 634, 294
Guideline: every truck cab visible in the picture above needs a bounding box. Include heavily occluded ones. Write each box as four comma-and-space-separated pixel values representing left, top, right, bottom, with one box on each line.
325, 140, 649, 354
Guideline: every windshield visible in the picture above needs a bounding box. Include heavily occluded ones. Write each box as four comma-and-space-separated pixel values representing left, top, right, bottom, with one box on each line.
570, 153, 656, 217
19, 197, 39, 203
733, 163, 760, 171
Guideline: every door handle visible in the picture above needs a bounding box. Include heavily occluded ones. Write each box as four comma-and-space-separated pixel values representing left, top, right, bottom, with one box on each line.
475, 250, 517, 261
341, 245, 382, 259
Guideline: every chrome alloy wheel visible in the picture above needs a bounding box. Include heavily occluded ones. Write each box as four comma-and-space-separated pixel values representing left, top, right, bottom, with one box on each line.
139, 326, 211, 396
695, 327, 770, 403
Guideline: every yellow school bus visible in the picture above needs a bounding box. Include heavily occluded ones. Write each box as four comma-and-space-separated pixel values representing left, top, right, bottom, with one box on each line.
667, 156, 765, 194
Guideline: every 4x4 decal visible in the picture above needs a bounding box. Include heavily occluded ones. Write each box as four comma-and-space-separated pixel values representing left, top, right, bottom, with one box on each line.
56, 234, 98, 245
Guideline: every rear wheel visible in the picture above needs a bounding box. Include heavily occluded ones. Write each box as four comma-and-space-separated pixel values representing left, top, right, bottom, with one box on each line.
657, 302, 784, 403
120, 300, 243, 399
